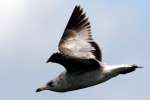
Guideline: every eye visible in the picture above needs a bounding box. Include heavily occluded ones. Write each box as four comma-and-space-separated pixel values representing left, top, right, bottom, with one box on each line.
47, 81, 54, 87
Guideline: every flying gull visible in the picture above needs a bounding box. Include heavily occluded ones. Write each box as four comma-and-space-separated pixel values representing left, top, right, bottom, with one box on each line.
36, 5, 142, 92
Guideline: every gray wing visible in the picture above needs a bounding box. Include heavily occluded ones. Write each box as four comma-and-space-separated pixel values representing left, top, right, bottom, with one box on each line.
58, 5, 102, 61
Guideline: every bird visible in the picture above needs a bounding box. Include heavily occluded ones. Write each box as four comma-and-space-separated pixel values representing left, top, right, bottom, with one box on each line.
36, 5, 142, 93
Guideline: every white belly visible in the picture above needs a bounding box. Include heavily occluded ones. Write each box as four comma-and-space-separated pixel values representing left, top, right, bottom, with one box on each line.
56, 69, 116, 92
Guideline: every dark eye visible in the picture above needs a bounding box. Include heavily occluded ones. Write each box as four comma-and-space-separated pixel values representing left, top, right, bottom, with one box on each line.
47, 81, 54, 87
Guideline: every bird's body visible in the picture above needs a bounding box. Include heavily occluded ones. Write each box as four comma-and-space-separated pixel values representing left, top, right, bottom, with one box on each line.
36, 5, 142, 93
37, 53, 141, 92
46, 64, 126, 92
50, 68, 104, 92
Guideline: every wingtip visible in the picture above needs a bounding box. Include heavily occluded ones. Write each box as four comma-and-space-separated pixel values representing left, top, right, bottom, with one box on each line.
75, 5, 81, 8
75, 5, 82, 11
46, 57, 50, 63
46, 60, 49, 63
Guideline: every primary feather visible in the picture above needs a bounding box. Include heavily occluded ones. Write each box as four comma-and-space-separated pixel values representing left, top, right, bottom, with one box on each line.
58, 5, 102, 61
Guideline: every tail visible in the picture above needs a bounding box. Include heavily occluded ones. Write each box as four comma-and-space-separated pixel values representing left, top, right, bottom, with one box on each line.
120, 64, 143, 74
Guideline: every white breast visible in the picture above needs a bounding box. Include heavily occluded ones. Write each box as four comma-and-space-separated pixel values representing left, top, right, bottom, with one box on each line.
55, 68, 116, 92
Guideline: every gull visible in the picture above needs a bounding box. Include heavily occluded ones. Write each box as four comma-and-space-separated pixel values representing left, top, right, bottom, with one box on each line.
36, 5, 142, 92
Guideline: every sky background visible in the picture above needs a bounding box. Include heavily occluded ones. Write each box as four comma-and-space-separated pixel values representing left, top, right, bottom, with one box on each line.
0, 0, 150, 100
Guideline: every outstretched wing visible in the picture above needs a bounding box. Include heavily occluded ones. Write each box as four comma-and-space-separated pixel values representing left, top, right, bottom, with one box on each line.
47, 53, 100, 73
58, 5, 102, 61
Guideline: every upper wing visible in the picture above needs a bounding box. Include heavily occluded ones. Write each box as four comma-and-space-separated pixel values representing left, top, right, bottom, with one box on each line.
58, 5, 102, 61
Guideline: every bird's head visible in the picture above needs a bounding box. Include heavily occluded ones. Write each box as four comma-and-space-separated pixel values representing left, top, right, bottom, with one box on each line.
36, 80, 56, 92
36, 73, 66, 92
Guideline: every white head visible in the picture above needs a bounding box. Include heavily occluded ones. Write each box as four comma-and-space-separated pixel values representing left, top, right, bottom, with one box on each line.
36, 73, 67, 92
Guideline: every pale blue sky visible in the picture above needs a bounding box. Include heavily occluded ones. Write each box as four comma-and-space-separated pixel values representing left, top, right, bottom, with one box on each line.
0, 0, 149, 100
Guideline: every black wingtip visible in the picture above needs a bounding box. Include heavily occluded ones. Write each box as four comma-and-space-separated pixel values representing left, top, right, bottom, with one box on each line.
64, 4, 89, 32
46, 60, 50, 63
36, 88, 41, 93
74, 5, 83, 14
75, 5, 81, 8
46, 57, 51, 63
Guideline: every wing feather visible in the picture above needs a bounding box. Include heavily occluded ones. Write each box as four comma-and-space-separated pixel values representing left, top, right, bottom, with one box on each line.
58, 5, 102, 61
